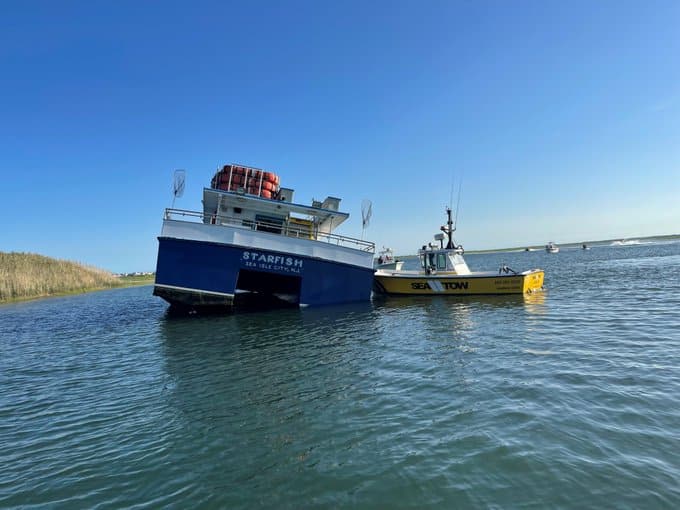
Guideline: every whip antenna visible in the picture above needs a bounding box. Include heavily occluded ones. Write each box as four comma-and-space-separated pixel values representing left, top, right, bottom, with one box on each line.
171, 169, 186, 208
454, 178, 462, 231
449, 178, 455, 213
361, 199, 372, 240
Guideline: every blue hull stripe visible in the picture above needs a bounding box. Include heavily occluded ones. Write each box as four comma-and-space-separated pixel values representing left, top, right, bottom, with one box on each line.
154, 237, 373, 307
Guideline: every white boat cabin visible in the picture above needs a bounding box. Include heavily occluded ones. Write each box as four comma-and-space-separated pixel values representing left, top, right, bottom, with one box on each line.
418, 246, 471, 275
202, 186, 349, 241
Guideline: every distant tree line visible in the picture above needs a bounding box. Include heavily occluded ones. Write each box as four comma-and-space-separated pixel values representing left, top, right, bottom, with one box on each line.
0, 252, 122, 303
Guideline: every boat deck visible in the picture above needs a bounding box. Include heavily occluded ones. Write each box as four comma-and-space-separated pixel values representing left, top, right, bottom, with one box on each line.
164, 207, 374, 253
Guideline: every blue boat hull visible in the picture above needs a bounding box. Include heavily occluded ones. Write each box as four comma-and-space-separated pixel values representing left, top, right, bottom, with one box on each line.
153, 237, 374, 310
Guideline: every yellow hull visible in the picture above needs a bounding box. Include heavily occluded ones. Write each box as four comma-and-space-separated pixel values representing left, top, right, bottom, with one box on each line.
373, 269, 544, 295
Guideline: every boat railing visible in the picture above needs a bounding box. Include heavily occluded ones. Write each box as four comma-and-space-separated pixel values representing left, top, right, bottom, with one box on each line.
164, 208, 375, 252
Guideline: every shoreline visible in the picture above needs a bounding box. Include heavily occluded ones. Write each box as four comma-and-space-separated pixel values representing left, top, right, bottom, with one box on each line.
392, 233, 680, 258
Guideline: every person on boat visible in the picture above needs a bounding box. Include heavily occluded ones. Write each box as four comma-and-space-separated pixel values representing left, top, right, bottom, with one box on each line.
426, 252, 436, 274
378, 256, 384, 265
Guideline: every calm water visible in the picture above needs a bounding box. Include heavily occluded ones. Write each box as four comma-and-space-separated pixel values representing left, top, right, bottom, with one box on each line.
2, 241, 680, 509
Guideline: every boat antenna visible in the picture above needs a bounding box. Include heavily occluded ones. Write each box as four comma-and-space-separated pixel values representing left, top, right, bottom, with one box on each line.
361, 199, 372, 240
441, 178, 462, 251
449, 179, 455, 213
444, 206, 455, 249
453, 178, 462, 231
171, 169, 186, 208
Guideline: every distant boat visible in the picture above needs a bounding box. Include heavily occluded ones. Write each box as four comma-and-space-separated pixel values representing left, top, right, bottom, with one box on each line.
545, 242, 559, 253
375, 247, 404, 271
582, 244, 589, 250
612, 239, 640, 246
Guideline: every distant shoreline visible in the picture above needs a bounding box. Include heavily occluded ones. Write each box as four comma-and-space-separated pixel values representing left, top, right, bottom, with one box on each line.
472, 233, 680, 254
390, 233, 680, 258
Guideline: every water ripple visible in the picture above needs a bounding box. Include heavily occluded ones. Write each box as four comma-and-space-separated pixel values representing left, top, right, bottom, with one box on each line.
2, 243, 680, 508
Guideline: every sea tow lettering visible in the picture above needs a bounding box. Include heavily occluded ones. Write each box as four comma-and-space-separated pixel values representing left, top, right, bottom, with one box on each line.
241, 251, 303, 273
411, 281, 469, 290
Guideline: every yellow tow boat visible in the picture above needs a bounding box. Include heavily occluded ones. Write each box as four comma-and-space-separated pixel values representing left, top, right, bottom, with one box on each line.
373, 208, 545, 296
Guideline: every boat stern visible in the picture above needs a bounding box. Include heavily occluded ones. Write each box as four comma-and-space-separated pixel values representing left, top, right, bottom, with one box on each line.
522, 269, 545, 293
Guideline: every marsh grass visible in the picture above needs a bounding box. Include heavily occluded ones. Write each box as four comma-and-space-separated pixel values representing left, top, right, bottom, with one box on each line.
0, 252, 135, 303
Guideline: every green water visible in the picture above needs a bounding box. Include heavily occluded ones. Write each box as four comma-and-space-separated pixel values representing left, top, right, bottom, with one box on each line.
2, 241, 679, 508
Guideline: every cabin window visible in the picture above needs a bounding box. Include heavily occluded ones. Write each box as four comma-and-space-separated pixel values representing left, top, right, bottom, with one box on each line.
437, 253, 447, 270
255, 214, 284, 234
234, 207, 242, 214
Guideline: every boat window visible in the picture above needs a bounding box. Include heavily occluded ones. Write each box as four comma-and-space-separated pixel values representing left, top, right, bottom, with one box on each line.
437, 253, 447, 269
234, 207, 242, 214
255, 214, 284, 234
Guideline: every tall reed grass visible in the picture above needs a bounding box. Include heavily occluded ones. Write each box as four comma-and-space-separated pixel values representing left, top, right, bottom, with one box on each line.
0, 252, 121, 302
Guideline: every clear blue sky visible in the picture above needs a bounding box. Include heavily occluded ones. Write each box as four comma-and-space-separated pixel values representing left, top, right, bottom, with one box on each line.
2, 1, 679, 273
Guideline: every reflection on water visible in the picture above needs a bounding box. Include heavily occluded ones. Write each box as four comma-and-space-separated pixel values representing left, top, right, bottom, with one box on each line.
158, 301, 384, 426
373, 292, 537, 311
522, 290, 547, 314
157, 288, 553, 447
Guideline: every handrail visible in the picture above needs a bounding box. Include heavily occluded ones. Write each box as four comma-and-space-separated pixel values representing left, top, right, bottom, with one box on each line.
164, 208, 375, 252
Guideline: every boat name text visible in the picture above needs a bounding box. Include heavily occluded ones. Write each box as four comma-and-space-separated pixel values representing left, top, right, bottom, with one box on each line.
412, 281, 469, 291
242, 251, 303, 273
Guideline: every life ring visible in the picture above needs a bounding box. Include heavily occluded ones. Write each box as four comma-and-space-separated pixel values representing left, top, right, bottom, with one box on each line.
247, 177, 275, 191
263, 172, 279, 185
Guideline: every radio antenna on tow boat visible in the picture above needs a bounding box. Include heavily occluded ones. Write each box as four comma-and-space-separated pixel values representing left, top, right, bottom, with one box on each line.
444, 207, 455, 249
449, 179, 455, 216
442, 178, 463, 251
453, 178, 462, 231
361, 199, 372, 240
171, 169, 186, 208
